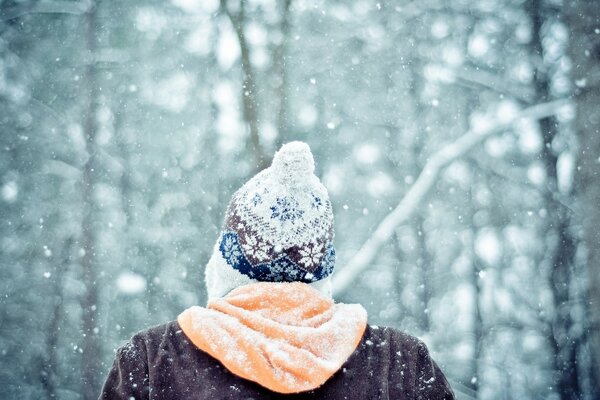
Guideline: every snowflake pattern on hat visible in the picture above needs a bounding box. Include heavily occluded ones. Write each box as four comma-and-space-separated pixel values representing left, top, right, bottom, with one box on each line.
241, 235, 270, 262
218, 232, 335, 283
213, 141, 336, 284
270, 197, 304, 223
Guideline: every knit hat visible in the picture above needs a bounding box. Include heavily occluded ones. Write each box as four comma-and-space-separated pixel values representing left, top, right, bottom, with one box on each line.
205, 141, 335, 300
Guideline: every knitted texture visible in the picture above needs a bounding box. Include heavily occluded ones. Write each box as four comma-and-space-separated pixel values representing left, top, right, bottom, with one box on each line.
205, 142, 335, 299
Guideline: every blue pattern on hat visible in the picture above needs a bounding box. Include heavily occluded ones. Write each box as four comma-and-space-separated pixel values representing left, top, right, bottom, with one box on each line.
218, 232, 335, 283
270, 197, 304, 223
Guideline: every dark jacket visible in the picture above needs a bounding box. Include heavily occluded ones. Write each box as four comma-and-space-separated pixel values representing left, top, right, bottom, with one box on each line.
99, 321, 455, 399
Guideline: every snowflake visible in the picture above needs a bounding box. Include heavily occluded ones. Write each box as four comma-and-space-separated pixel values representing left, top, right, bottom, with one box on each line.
266, 259, 292, 281
263, 258, 305, 282
242, 236, 270, 262
299, 243, 323, 268
270, 197, 304, 223
311, 193, 322, 209
222, 235, 243, 266
252, 192, 262, 206
321, 244, 336, 274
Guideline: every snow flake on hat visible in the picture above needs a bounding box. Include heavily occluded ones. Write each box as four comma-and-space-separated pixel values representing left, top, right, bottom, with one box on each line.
299, 243, 323, 269
252, 192, 262, 206
265, 259, 306, 282
242, 236, 270, 262
311, 193, 323, 210
222, 235, 244, 267
270, 197, 304, 223
218, 231, 335, 283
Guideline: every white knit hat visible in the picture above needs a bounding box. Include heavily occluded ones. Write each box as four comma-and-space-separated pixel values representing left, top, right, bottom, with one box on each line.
205, 142, 335, 300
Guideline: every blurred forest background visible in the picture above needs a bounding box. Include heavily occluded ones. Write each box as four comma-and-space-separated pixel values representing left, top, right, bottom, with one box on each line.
1, 0, 599, 398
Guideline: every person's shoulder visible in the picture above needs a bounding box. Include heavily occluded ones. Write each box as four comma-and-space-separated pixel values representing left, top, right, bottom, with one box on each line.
128, 320, 180, 345
116, 321, 181, 359
363, 325, 456, 399
364, 324, 425, 350
134, 320, 179, 337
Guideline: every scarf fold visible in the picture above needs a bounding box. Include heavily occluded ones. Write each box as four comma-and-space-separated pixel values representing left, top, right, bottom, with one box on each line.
177, 282, 367, 394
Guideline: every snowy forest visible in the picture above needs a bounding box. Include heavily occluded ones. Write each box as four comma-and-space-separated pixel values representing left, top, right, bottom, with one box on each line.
1, 0, 599, 398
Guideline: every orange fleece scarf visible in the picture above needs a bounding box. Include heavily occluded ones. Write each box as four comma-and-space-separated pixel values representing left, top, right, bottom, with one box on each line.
177, 282, 367, 394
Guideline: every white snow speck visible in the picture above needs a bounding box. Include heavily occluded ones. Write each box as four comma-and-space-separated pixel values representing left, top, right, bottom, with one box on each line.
172, 0, 218, 14
298, 104, 318, 127
468, 34, 489, 57
354, 143, 380, 165
527, 163, 546, 186
43, 245, 52, 257
1, 181, 18, 202
557, 152, 575, 194
431, 20, 449, 38
116, 272, 147, 295
475, 228, 501, 265
496, 100, 519, 123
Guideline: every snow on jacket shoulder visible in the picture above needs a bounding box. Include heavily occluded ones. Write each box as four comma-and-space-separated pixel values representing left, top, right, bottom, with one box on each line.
99, 321, 455, 400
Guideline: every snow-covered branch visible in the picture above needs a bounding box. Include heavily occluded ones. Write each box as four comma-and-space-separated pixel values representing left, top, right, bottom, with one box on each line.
332, 99, 570, 297
451, 66, 536, 102
1, 1, 92, 21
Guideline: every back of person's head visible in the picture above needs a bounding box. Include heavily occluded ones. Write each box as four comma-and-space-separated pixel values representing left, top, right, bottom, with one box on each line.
205, 141, 335, 300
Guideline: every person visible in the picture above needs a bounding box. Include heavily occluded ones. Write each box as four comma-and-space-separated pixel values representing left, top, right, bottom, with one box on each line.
99, 141, 455, 399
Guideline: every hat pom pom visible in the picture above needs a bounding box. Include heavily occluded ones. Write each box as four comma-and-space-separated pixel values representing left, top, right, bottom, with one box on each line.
271, 141, 315, 184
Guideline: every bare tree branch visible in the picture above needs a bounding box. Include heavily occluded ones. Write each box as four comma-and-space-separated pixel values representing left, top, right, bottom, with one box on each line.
1, 1, 92, 21
332, 98, 571, 296
451, 65, 536, 103
220, 0, 269, 171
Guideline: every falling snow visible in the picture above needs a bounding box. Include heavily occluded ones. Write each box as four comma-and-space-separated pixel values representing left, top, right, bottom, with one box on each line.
0, 0, 597, 399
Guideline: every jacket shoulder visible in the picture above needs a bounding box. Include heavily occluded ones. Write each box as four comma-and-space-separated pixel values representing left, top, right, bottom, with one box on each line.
127, 320, 185, 357
361, 325, 455, 399
364, 324, 426, 351
131, 320, 180, 340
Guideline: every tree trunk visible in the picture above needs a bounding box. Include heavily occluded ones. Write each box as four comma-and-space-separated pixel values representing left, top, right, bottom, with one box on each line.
114, 97, 134, 227
273, 0, 292, 147
415, 216, 432, 332
221, 0, 269, 172
41, 238, 73, 398
528, 0, 580, 397
469, 258, 483, 395
468, 184, 484, 397
80, 3, 102, 399
404, 43, 432, 332
564, 0, 600, 395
